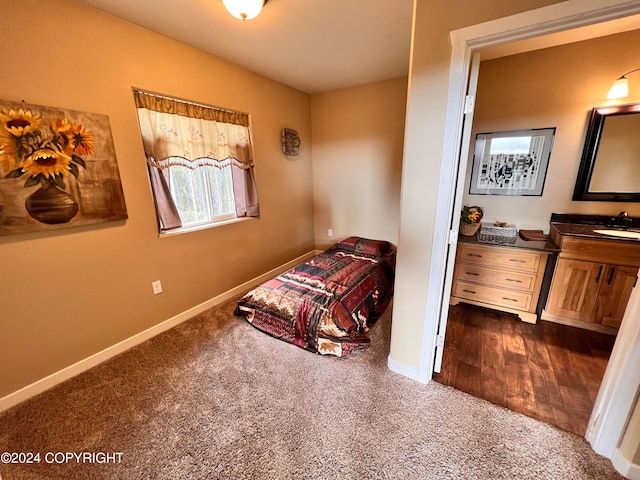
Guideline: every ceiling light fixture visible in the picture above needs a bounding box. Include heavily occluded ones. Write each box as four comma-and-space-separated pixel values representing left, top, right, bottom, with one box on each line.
607, 68, 640, 99
222, 0, 269, 21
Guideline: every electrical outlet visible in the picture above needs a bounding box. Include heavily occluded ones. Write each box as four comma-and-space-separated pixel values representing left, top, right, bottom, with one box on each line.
328, 228, 333, 237
152, 280, 163, 295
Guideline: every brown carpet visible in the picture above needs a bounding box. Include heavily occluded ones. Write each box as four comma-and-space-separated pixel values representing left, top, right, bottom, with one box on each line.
0, 296, 622, 479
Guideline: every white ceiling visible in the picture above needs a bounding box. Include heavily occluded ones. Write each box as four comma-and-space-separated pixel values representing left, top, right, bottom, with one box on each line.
74, 0, 640, 95
75, 0, 415, 94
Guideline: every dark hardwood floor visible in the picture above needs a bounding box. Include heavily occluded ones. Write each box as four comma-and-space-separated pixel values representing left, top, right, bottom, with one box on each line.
433, 303, 616, 436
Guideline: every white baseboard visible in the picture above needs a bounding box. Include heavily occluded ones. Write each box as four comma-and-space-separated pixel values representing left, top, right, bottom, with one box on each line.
613, 447, 640, 480
0, 250, 318, 414
387, 355, 426, 383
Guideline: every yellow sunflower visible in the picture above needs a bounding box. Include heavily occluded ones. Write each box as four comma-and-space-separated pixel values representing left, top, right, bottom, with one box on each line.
0, 135, 18, 173
21, 148, 72, 179
50, 117, 72, 134
0, 108, 43, 137
50, 117, 75, 154
50, 118, 95, 156
70, 123, 95, 156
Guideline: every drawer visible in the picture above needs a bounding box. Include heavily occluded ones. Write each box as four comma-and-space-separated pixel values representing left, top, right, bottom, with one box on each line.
555, 235, 640, 267
452, 280, 532, 311
456, 244, 541, 273
453, 263, 536, 292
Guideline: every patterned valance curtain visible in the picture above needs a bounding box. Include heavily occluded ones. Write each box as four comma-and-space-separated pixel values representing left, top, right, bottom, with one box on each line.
133, 90, 259, 229
134, 90, 253, 170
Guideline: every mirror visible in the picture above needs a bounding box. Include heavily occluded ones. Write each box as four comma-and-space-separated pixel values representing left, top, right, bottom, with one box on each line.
573, 103, 640, 202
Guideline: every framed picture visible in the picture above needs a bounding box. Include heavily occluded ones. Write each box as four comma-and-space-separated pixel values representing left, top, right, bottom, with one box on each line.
0, 99, 127, 236
469, 127, 555, 196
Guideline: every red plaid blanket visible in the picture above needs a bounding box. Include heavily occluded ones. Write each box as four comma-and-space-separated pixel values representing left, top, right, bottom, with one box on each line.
236, 238, 395, 357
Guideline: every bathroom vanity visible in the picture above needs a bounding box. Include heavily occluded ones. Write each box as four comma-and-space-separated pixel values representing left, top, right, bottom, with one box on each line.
541, 214, 640, 333
450, 236, 558, 324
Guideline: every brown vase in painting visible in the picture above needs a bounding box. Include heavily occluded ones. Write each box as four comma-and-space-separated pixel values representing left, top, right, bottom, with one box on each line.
25, 184, 79, 224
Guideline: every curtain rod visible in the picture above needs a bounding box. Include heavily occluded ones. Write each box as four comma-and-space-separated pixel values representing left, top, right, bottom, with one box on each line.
132, 88, 248, 117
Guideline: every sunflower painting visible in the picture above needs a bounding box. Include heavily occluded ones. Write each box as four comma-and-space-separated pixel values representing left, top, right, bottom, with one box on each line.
0, 100, 127, 236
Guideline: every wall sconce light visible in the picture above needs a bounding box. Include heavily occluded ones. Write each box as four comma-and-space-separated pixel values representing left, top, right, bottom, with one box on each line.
607, 67, 640, 99
281, 128, 300, 156
222, 0, 269, 21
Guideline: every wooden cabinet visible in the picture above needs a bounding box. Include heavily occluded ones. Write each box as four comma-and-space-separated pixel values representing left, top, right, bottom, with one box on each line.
543, 229, 640, 332
450, 242, 550, 323
544, 259, 599, 322
545, 258, 638, 329
596, 265, 638, 327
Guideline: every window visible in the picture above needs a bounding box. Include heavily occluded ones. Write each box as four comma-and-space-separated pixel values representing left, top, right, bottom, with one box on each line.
168, 165, 235, 227
133, 90, 259, 233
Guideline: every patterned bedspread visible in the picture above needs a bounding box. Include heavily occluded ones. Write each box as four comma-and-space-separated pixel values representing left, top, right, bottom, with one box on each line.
235, 237, 396, 357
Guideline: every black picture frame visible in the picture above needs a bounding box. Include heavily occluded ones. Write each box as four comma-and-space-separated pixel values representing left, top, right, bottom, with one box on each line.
469, 128, 555, 196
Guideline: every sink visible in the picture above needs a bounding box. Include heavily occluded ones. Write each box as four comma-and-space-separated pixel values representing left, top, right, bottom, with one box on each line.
593, 229, 640, 239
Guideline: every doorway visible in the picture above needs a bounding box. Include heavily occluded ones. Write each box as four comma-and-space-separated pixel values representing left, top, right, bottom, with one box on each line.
432, 22, 638, 437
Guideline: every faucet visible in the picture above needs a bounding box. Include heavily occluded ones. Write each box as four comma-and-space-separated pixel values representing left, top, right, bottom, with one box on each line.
613, 211, 631, 228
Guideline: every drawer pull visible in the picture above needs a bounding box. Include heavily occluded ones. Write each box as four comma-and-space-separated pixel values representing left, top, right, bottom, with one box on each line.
468, 254, 483, 258
462, 289, 477, 294
506, 278, 523, 283
464, 271, 479, 276
502, 297, 518, 302
509, 259, 526, 263
608, 267, 615, 285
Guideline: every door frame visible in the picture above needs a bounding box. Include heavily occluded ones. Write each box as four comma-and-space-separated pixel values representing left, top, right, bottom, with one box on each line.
420, 0, 640, 460
432, 52, 480, 373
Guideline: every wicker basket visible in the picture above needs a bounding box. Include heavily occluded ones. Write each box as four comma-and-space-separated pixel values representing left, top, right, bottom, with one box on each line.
478, 223, 517, 243
460, 222, 481, 236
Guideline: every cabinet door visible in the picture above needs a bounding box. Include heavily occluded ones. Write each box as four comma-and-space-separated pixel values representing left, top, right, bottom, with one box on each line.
545, 259, 601, 321
593, 265, 639, 328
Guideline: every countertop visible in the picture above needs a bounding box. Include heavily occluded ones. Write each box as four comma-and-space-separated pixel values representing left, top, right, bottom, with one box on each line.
458, 233, 560, 253
550, 212, 640, 229
459, 213, 640, 254
545, 213, 640, 246
550, 223, 604, 236
550, 222, 640, 243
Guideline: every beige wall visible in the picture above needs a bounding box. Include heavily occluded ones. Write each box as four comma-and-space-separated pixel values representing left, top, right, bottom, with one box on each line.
0, 0, 314, 399
390, 0, 563, 368
464, 29, 640, 231
311, 78, 407, 249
